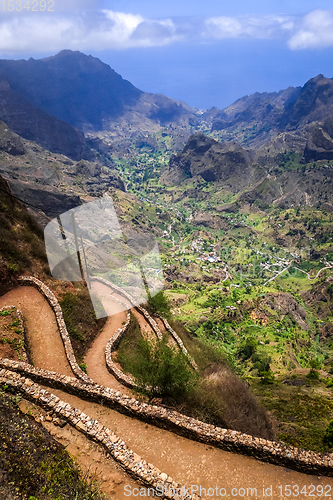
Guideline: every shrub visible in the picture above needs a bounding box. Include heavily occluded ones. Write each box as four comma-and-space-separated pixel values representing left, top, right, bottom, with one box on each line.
260, 371, 275, 385
122, 336, 197, 400
146, 291, 170, 316
309, 358, 321, 369
238, 337, 257, 360
306, 368, 320, 380
252, 353, 271, 374
78, 363, 87, 374
323, 421, 333, 448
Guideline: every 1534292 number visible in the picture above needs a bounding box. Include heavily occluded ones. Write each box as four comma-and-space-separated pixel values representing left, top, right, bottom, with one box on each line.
1, 0, 54, 11
278, 485, 332, 497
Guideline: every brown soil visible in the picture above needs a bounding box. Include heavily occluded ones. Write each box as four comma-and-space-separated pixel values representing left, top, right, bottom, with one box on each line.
84, 295, 129, 393
0, 287, 73, 376
1, 285, 333, 500
19, 398, 139, 500
0, 308, 24, 361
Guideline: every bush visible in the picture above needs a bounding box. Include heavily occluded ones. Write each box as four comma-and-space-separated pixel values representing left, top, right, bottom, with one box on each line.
309, 358, 321, 369
323, 421, 333, 448
238, 337, 257, 360
252, 353, 271, 374
260, 371, 275, 385
306, 368, 320, 380
78, 363, 87, 374
146, 291, 170, 316
122, 336, 197, 400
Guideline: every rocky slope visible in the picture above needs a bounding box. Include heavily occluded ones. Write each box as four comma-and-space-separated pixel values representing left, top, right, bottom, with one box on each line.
160, 133, 262, 189
0, 50, 199, 135
0, 80, 90, 160
162, 132, 333, 209
206, 74, 333, 151
0, 120, 25, 156
206, 85, 302, 146
0, 121, 125, 219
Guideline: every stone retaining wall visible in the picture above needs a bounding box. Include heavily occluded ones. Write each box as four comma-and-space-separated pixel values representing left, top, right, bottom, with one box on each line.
17, 277, 94, 385
1, 356, 333, 477
92, 277, 196, 367
90, 277, 163, 339
6, 277, 333, 478
98, 287, 142, 388
104, 311, 136, 388
93, 276, 196, 383
0, 367, 200, 500
158, 316, 198, 370
104, 312, 196, 390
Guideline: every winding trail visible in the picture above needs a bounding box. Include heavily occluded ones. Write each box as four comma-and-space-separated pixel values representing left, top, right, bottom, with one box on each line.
293, 265, 333, 280
1, 285, 333, 500
84, 296, 128, 393
264, 263, 333, 286
0, 287, 73, 377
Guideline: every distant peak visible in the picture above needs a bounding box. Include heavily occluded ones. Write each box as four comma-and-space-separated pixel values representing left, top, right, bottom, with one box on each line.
311, 74, 329, 83
55, 49, 83, 57
41, 50, 92, 62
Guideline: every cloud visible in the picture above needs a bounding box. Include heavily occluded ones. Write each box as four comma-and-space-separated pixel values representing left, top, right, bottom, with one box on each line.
0, 10, 184, 53
204, 15, 294, 40
0, 8, 332, 55
131, 19, 181, 45
288, 9, 333, 49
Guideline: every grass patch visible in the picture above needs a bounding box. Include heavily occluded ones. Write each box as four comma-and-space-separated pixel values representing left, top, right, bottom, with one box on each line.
59, 289, 106, 363
252, 378, 333, 452
0, 388, 104, 500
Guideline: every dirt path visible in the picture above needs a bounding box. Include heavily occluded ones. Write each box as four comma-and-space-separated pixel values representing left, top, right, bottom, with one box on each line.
37, 384, 333, 500
2, 285, 333, 500
84, 293, 129, 393
0, 287, 73, 377
19, 397, 139, 500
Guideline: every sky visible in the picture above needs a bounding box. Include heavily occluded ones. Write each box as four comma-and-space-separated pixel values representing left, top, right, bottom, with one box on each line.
1, 1, 333, 109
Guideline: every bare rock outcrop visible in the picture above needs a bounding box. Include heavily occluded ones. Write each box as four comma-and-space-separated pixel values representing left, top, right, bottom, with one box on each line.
263, 293, 308, 330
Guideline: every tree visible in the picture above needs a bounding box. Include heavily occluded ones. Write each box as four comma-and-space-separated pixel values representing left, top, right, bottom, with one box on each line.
238, 337, 257, 359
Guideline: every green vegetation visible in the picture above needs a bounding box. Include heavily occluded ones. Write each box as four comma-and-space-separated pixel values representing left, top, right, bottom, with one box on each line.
59, 288, 106, 363
121, 335, 197, 399
146, 290, 170, 317
0, 176, 48, 287
252, 377, 333, 452
117, 313, 274, 439
0, 307, 26, 361
78, 362, 88, 374
323, 421, 333, 448
0, 388, 104, 500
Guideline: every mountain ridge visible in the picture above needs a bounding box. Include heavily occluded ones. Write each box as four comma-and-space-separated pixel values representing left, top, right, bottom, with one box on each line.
0, 50, 199, 134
